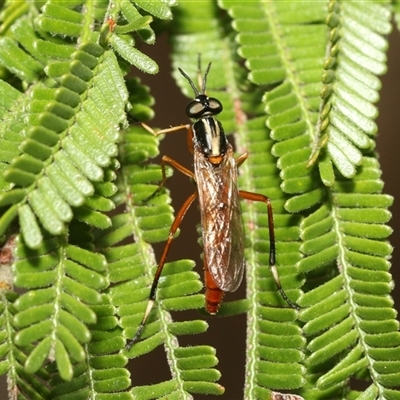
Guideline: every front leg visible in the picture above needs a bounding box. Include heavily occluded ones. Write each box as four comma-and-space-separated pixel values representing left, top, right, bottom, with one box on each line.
144, 155, 196, 203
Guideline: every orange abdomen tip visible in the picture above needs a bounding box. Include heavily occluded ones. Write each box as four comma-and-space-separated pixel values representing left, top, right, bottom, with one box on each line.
205, 268, 224, 314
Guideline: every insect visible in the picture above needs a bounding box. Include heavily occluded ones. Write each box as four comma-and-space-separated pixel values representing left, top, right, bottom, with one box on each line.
126, 60, 298, 350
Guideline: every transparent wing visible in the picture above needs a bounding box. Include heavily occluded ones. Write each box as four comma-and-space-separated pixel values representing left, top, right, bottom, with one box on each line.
194, 145, 245, 292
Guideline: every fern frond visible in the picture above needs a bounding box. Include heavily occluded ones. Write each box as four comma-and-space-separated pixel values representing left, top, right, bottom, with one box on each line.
0, 293, 51, 400
238, 117, 305, 397
297, 155, 398, 399
11, 231, 108, 382
0, 80, 27, 196
104, 0, 177, 74
0, 41, 127, 248
0, 237, 51, 400
221, 0, 327, 212
309, 0, 391, 183
0, 0, 170, 248
0, 16, 43, 202
48, 295, 131, 400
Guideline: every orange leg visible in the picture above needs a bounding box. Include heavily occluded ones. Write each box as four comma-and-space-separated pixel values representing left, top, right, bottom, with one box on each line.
133, 115, 195, 154
125, 118, 197, 348
144, 155, 195, 202
239, 190, 299, 310
126, 191, 198, 350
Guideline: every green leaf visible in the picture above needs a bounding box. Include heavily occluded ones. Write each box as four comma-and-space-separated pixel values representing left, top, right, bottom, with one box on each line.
24, 336, 52, 374
134, 0, 173, 20
0, 37, 42, 82
55, 339, 74, 381
18, 204, 43, 249
109, 35, 158, 74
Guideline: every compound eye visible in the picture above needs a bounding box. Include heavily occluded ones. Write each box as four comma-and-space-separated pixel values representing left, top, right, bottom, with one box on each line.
186, 97, 223, 118
186, 100, 206, 118
208, 98, 223, 114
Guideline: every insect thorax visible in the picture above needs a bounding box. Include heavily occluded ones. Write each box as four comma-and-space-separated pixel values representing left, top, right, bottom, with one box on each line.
193, 117, 227, 158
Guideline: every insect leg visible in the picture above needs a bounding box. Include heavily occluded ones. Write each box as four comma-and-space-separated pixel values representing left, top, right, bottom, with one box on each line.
239, 190, 300, 310
126, 191, 198, 350
144, 155, 195, 203
139, 120, 190, 137
235, 152, 248, 168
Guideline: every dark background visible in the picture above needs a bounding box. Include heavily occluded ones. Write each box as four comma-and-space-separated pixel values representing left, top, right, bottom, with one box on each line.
1, 28, 400, 400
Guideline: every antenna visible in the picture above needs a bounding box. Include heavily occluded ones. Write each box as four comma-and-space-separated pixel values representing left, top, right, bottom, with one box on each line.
178, 57, 212, 96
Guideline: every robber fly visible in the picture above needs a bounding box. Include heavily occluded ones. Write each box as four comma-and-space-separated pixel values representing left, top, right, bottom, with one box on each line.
126, 60, 298, 350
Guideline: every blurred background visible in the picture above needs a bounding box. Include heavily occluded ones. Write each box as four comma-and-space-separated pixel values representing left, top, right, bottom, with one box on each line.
1, 26, 399, 400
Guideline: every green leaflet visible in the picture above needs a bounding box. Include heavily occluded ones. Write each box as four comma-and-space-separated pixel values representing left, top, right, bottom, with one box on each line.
109, 35, 158, 74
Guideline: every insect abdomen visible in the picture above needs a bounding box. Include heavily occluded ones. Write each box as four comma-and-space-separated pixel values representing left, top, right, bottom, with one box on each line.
204, 266, 224, 314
